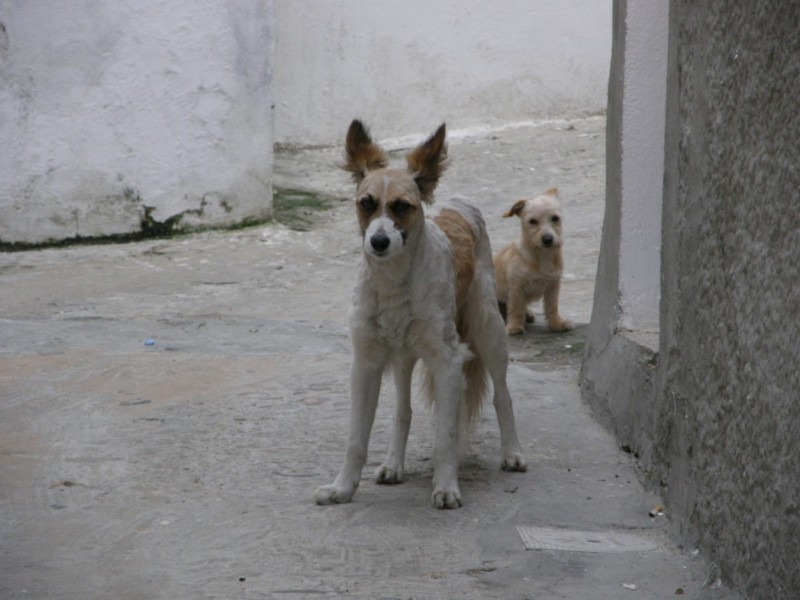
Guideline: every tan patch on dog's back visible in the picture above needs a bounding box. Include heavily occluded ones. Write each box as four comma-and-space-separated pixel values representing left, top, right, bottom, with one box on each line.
434, 209, 476, 313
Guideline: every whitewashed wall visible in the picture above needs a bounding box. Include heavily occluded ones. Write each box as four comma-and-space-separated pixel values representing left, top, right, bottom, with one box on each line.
273, 0, 612, 147
618, 1, 668, 330
1, 1, 610, 244
0, 2, 274, 245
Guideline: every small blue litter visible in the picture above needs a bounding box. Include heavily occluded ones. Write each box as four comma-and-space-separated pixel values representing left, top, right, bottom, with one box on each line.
144, 338, 156, 346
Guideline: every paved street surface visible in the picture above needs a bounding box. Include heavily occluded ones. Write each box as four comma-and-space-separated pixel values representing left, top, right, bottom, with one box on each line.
0, 117, 738, 599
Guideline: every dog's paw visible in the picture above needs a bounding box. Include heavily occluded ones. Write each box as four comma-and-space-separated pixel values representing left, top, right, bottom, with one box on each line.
431, 487, 462, 509
505, 323, 526, 336
375, 464, 404, 484
501, 452, 528, 472
313, 483, 355, 505
548, 318, 574, 332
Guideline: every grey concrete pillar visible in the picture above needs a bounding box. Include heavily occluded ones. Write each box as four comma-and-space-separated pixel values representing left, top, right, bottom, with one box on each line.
579, 0, 668, 475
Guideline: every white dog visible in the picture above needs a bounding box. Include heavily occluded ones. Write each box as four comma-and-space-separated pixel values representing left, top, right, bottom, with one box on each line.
313, 120, 527, 509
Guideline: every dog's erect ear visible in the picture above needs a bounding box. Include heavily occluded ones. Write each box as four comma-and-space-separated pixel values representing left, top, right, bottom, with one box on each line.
406, 123, 448, 203
543, 187, 560, 198
502, 199, 527, 218
341, 120, 389, 184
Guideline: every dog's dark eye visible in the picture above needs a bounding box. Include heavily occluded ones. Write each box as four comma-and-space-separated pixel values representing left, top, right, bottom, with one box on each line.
528, 218, 539, 225
551, 215, 560, 223
392, 200, 412, 215
358, 195, 377, 212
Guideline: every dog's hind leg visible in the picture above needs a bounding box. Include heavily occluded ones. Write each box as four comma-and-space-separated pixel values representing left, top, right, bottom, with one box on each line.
314, 351, 385, 505
428, 357, 466, 509
476, 310, 528, 472
376, 356, 416, 484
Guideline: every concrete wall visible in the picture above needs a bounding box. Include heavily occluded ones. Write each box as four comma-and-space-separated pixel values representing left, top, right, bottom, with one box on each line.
580, 0, 667, 475
273, 0, 611, 147
1, 1, 609, 244
661, 2, 799, 597
582, 1, 799, 597
0, 1, 274, 245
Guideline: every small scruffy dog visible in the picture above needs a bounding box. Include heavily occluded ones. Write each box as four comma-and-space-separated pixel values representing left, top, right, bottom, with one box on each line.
313, 120, 527, 509
493, 189, 573, 335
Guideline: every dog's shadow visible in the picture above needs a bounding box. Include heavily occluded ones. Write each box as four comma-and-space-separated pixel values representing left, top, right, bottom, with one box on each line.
365, 453, 494, 491
506, 322, 588, 367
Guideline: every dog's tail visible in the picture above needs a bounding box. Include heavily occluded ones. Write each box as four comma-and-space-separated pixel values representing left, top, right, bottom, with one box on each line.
459, 316, 490, 426
453, 197, 492, 426
419, 336, 488, 432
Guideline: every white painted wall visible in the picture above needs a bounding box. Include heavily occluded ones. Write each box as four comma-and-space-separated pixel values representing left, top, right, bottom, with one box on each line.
0, 1, 274, 245
273, 0, 612, 147
618, 2, 668, 330
1, 1, 610, 244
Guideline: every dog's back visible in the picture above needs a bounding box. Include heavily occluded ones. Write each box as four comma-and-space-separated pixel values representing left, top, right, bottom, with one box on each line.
433, 195, 499, 309
428, 196, 501, 423
433, 200, 478, 314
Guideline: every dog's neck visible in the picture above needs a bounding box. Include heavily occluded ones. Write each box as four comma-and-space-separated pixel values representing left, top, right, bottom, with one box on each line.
353, 218, 430, 333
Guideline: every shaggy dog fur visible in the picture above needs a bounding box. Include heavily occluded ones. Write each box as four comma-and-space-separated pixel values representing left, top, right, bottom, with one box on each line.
314, 121, 527, 509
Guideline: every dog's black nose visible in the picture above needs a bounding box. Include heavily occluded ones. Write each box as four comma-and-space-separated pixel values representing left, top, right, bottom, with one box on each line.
542, 234, 554, 247
370, 233, 391, 253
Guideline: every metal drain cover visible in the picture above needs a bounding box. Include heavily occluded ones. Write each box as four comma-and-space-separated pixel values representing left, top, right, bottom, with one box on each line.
517, 526, 659, 553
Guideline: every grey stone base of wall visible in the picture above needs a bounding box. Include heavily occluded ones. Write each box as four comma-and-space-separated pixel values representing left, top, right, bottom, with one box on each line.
579, 330, 666, 491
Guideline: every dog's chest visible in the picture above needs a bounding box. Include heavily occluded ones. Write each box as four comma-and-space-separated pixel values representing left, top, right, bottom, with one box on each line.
515, 270, 558, 301
352, 265, 453, 349
371, 286, 413, 345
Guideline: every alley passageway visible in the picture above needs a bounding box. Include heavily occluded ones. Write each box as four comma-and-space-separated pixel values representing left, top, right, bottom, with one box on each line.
0, 118, 736, 599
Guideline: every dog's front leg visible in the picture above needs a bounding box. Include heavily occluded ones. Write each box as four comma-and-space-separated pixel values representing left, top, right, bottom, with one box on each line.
544, 281, 573, 332
430, 360, 464, 509
376, 356, 416, 484
505, 287, 530, 335
314, 354, 384, 505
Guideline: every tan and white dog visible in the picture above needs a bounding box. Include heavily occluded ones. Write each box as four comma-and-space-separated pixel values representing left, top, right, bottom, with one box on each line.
493, 189, 573, 335
314, 120, 527, 509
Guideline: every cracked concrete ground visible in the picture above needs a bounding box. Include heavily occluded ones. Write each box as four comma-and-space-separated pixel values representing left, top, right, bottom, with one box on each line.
0, 117, 739, 599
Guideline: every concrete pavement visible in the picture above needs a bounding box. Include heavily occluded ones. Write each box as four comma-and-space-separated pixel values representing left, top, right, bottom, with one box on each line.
0, 117, 739, 599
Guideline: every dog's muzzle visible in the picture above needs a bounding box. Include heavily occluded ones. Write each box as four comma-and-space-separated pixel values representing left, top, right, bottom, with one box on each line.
364, 217, 405, 259
370, 232, 391, 254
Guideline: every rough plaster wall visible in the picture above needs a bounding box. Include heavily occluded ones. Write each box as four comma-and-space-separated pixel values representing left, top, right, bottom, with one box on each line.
662, 2, 800, 597
0, 1, 274, 245
273, 0, 611, 147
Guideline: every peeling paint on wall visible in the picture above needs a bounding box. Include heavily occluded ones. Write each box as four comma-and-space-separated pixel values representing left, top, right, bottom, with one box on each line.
0, 2, 274, 245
